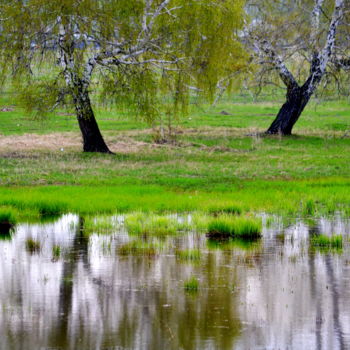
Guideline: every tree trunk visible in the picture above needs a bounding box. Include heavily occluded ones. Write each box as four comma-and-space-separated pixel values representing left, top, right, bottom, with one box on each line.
266, 87, 311, 135
72, 83, 113, 153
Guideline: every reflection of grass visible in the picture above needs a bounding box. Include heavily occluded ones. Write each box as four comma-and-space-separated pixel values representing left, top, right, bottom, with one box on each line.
52, 245, 61, 259
207, 238, 261, 251
184, 277, 199, 292
176, 249, 201, 261
117, 240, 161, 256
207, 215, 262, 239
26, 238, 41, 254
125, 213, 182, 236
310, 234, 343, 252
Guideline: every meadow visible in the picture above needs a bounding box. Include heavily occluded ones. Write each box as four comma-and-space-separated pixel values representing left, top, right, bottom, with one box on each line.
0, 92, 349, 221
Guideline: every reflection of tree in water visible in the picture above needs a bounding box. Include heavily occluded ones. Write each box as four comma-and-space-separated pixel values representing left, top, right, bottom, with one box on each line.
308, 223, 347, 350
146, 250, 241, 350
49, 217, 90, 348
46, 224, 241, 350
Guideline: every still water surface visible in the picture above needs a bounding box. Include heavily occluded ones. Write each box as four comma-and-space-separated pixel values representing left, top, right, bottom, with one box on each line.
0, 214, 350, 350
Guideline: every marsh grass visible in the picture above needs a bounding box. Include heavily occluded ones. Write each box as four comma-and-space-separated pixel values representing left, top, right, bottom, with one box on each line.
125, 212, 182, 236
0, 208, 17, 226
176, 249, 201, 261
117, 240, 161, 256
208, 204, 242, 216
84, 215, 117, 235
310, 234, 343, 251
184, 277, 199, 292
207, 215, 262, 239
26, 238, 41, 254
0, 208, 17, 235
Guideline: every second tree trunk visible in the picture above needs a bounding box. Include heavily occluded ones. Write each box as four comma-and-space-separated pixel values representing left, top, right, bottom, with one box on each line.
266, 87, 311, 135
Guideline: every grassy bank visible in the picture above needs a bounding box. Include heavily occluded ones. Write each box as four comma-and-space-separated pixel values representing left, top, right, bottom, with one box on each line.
0, 179, 349, 220
0, 94, 349, 221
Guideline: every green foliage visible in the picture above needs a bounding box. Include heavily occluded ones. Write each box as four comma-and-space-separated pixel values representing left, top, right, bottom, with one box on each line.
2, 0, 247, 130
207, 215, 262, 239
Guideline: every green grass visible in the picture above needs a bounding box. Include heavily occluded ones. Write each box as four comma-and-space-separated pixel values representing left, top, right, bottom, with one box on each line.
0, 94, 350, 219
117, 240, 161, 256
84, 215, 116, 235
125, 212, 184, 236
207, 215, 262, 239
176, 249, 201, 261
310, 234, 343, 249
184, 276, 199, 292
0, 208, 17, 226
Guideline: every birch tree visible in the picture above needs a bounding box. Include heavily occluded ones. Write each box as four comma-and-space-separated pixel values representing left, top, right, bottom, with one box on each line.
2, 0, 246, 153
246, 0, 347, 135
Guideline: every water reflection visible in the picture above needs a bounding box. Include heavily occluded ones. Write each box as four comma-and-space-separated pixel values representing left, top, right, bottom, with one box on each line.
0, 215, 349, 349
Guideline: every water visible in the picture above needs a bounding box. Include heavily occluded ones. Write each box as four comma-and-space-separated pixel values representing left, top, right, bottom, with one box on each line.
0, 214, 350, 350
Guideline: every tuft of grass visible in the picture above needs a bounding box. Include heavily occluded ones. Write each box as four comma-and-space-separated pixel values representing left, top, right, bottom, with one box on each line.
208, 204, 242, 216
35, 201, 67, 217
176, 249, 201, 261
0, 208, 17, 226
117, 240, 160, 256
52, 245, 61, 259
84, 215, 116, 235
25, 238, 41, 254
125, 212, 179, 236
184, 276, 199, 292
207, 215, 262, 240
304, 199, 316, 216
310, 234, 343, 249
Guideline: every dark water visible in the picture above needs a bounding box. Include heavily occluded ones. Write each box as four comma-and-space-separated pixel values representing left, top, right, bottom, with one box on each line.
1, 214, 350, 350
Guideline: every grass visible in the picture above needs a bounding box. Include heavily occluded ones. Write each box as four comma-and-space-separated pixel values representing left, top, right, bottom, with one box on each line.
0, 208, 17, 226
25, 238, 41, 254
52, 245, 61, 259
84, 215, 117, 235
207, 215, 262, 239
310, 234, 343, 250
184, 277, 199, 292
176, 249, 201, 261
117, 240, 160, 256
208, 204, 242, 216
125, 212, 183, 236
0, 94, 349, 219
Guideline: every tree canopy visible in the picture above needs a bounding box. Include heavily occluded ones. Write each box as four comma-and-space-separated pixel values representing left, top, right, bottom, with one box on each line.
0, 0, 247, 152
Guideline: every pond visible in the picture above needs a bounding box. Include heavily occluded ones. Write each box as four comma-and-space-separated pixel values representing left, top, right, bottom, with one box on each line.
0, 214, 350, 350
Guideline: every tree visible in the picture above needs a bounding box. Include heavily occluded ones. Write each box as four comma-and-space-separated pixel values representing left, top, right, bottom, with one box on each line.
1, 0, 246, 153
245, 0, 347, 135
